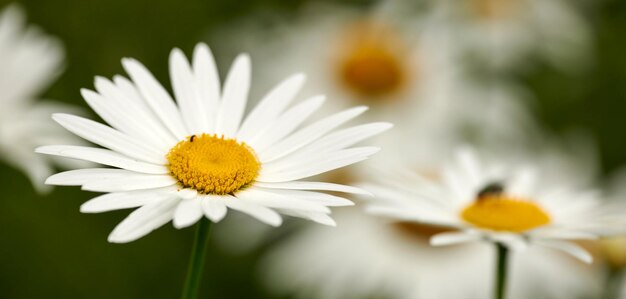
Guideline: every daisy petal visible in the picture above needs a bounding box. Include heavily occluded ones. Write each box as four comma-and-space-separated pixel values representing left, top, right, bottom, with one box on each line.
169, 48, 207, 134
430, 231, 482, 246
535, 240, 593, 264
237, 73, 305, 142
253, 181, 372, 196
52, 113, 165, 164
223, 195, 282, 226
81, 190, 172, 213
291, 122, 393, 157
88, 78, 176, 150
258, 147, 379, 182
108, 198, 179, 243
281, 210, 337, 226
192, 43, 220, 132
46, 168, 138, 186
173, 198, 204, 229
254, 188, 354, 207
201, 195, 228, 222
259, 106, 368, 162
81, 174, 177, 192
36, 145, 169, 174
215, 54, 250, 137
122, 58, 187, 139
236, 187, 331, 213
248, 95, 326, 152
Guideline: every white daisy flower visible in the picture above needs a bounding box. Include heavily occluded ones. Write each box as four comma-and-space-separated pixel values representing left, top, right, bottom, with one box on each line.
36, 43, 391, 243
0, 4, 82, 193
363, 147, 613, 263
212, 2, 463, 123
263, 209, 600, 299
262, 138, 604, 299
430, 0, 592, 71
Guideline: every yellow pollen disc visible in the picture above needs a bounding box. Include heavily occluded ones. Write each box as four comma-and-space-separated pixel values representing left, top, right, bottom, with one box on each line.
461, 195, 550, 232
334, 21, 409, 98
470, 0, 519, 20
166, 134, 260, 195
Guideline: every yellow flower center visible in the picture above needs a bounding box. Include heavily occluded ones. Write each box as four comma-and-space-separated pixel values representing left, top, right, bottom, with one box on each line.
334, 21, 409, 99
461, 195, 550, 232
600, 237, 626, 268
470, 0, 519, 20
166, 134, 260, 195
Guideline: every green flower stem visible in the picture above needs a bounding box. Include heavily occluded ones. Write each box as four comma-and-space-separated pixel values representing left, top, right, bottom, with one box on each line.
604, 266, 625, 299
495, 243, 509, 299
181, 218, 212, 299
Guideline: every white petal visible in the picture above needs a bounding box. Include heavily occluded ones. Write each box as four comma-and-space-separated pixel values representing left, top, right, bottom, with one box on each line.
81, 174, 177, 192
108, 198, 179, 243
430, 231, 482, 246
173, 198, 204, 228
235, 187, 331, 213
81, 190, 173, 213
169, 48, 207, 133
176, 188, 198, 200
286, 122, 392, 159
223, 195, 282, 226
455, 147, 483, 186
192, 43, 220, 132
52, 113, 166, 164
88, 78, 176, 150
259, 106, 368, 162
248, 95, 325, 152
280, 210, 336, 226
530, 228, 598, 240
253, 188, 354, 206
215, 54, 250, 137
36, 145, 169, 174
253, 181, 372, 196
200, 195, 228, 222
237, 73, 305, 142
535, 239, 593, 264
122, 58, 187, 139
46, 168, 137, 186
258, 147, 379, 182
488, 233, 528, 251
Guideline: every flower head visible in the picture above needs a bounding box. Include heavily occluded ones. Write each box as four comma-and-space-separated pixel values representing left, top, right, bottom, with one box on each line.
0, 5, 82, 193
37, 43, 391, 243
364, 147, 613, 263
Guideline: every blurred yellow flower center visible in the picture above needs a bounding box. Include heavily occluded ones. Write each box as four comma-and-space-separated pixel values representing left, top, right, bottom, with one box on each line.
335, 21, 409, 99
166, 134, 260, 195
461, 195, 550, 232
600, 237, 626, 268
470, 0, 519, 20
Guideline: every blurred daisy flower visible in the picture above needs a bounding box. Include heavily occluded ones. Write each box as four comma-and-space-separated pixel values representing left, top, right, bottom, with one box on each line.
0, 5, 82, 193
212, 2, 462, 122
364, 147, 612, 262
430, 0, 593, 71
262, 138, 603, 299
263, 210, 599, 299
593, 168, 626, 299
36, 43, 391, 243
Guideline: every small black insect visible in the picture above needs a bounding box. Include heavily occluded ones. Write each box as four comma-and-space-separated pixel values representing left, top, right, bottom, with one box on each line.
190, 135, 197, 142
477, 182, 504, 199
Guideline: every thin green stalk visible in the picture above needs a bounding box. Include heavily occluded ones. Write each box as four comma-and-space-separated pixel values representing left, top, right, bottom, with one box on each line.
494, 243, 509, 299
603, 266, 625, 299
181, 218, 212, 299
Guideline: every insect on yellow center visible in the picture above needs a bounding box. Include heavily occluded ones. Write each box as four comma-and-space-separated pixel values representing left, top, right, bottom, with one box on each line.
461, 195, 550, 232
334, 21, 409, 99
166, 134, 260, 195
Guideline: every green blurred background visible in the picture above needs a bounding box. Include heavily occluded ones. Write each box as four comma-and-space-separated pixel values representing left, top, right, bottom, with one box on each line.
0, 0, 624, 298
